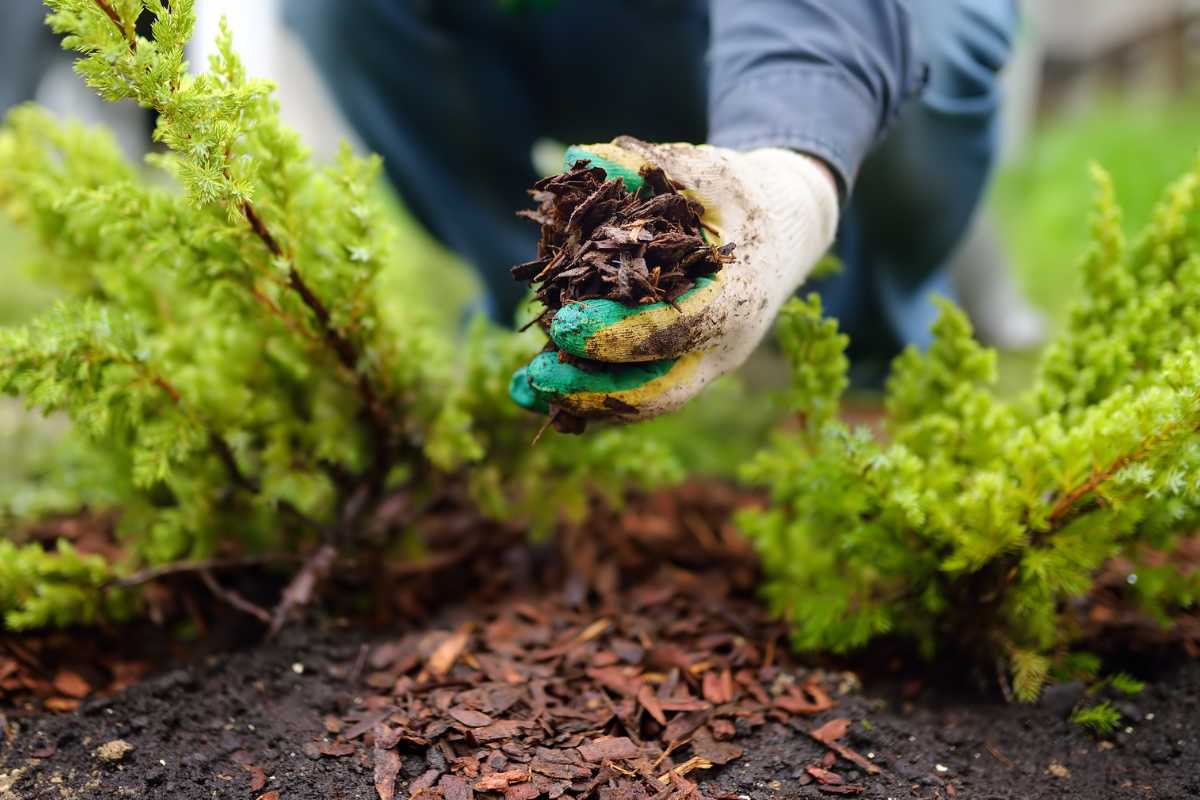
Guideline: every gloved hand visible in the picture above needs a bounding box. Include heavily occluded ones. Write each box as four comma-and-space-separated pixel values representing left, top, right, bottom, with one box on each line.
509, 136, 840, 423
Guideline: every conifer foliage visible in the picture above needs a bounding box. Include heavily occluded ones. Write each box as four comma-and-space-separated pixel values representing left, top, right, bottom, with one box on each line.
0, 1, 678, 631
741, 160, 1200, 699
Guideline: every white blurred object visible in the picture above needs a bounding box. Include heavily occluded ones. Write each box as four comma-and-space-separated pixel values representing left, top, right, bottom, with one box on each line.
35, 62, 148, 163
950, 213, 1048, 351
948, 7, 1048, 352
1027, 0, 1186, 60
190, 0, 358, 161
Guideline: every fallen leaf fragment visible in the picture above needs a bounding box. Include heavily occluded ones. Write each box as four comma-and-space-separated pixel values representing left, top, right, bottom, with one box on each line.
257, 792, 281, 800
1047, 761, 1070, 778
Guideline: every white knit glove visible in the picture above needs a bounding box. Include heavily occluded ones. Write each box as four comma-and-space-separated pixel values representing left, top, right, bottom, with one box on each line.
510, 136, 840, 422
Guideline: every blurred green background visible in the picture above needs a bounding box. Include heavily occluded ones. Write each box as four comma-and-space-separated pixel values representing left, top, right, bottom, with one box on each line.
2, 92, 1199, 480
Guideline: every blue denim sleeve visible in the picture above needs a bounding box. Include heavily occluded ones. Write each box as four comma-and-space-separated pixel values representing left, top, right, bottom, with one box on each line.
707, 0, 927, 197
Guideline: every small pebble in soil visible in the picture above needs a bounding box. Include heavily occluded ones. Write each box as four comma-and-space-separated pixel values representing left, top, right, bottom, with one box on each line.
95, 738, 135, 763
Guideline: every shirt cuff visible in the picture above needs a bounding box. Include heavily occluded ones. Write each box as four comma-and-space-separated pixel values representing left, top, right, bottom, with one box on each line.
708, 65, 886, 202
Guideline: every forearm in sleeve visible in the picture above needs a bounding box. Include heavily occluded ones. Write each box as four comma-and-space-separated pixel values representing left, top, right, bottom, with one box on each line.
707, 0, 927, 198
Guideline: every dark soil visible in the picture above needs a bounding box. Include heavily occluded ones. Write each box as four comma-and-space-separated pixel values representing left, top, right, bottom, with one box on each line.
4, 626, 1198, 799
2, 484, 1198, 800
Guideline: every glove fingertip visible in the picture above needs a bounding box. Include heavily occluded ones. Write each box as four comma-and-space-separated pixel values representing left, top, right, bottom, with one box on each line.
563, 144, 644, 193
508, 365, 549, 413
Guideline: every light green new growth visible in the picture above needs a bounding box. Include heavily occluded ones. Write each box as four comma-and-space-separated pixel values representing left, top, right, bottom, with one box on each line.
1070, 702, 1122, 736
0, 1, 679, 629
742, 156, 1200, 701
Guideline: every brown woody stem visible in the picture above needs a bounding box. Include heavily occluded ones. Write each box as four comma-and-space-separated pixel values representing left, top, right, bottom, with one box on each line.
93, 0, 136, 51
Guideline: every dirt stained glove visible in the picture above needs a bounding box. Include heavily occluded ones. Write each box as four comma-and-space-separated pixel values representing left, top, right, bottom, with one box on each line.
510, 136, 840, 422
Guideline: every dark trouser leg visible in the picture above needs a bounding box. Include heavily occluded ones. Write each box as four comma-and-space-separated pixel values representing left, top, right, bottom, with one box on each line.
817, 0, 1019, 374
284, 0, 545, 323
0, 2, 60, 112
284, 0, 708, 326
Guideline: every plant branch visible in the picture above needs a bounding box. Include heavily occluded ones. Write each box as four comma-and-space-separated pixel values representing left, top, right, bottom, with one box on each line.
1043, 416, 1196, 536
209, 433, 257, 493
93, 0, 136, 51
110, 554, 304, 588
198, 569, 272, 624
240, 199, 397, 488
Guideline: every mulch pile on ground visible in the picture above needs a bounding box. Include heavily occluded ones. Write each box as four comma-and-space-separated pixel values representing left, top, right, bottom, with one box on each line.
320, 483, 876, 800
332, 572, 872, 800
511, 160, 735, 433
7, 483, 1200, 799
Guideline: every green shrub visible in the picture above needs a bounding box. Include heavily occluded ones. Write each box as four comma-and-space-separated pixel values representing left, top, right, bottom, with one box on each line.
0, 0, 679, 630
741, 158, 1200, 700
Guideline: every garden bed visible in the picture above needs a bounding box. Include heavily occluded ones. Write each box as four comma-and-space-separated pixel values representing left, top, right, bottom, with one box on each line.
2, 484, 1196, 800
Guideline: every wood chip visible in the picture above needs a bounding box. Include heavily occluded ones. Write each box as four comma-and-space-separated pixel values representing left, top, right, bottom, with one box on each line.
473, 720, 525, 742
52, 671, 91, 699
428, 624, 472, 677
637, 685, 667, 726
663, 709, 710, 743
241, 763, 268, 792
807, 766, 844, 785
578, 736, 641, 763
474, 770, 530, 791
449, 706, 494, 728
439, 774, 474, 800
808, 719, 879, 775
319, 740, 357, 757
374, 746, 401, 800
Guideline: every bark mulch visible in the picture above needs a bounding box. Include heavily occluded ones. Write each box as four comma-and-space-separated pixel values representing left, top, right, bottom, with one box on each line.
512, 161, 733, 327
511, 160, 735, 434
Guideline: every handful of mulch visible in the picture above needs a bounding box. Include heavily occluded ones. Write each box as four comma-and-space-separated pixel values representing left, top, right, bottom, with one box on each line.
511, 159, 735, 433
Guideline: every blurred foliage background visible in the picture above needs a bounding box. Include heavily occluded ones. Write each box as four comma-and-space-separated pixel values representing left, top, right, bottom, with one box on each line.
3, 93, 1200, 484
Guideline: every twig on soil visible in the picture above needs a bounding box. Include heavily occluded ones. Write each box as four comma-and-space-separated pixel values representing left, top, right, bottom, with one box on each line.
110, 554, 304, 588
269, 544, 338, 637
985, 742, 1015, 769
198, 569, 272, 624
